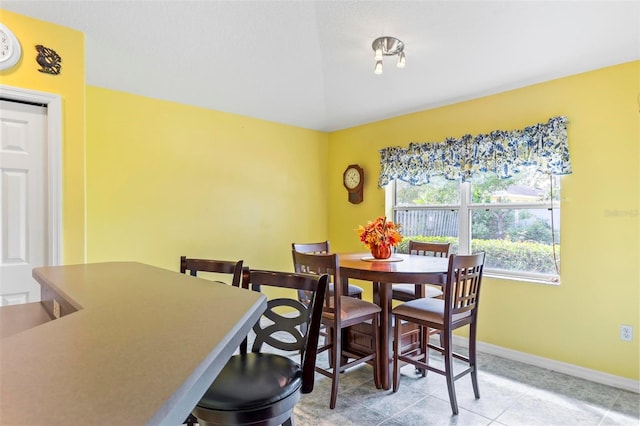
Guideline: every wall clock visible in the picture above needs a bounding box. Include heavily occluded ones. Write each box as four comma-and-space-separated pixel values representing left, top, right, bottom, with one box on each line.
343, 164, 364, 204
0, 23, 21, 71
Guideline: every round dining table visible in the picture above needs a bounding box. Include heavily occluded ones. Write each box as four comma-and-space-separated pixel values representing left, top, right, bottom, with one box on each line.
338, 252, 449, 390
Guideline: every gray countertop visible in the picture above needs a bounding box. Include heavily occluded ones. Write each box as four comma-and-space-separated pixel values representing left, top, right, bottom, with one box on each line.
0, 262, 266, 426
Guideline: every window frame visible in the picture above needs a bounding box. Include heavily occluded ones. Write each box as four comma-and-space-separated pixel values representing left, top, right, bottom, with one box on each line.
387, 178, 561, 285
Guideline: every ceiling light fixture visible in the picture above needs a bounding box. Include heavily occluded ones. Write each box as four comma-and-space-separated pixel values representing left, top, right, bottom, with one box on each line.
371, 36, 405, 75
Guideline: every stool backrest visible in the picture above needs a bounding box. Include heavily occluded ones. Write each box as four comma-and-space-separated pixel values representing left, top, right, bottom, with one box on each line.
408, 241, 451, 258
246, 269, 328, 393
180, 256, 245, 287
291, 250, 341, 315
292, 241, 330, 255
445, 252, 485, 322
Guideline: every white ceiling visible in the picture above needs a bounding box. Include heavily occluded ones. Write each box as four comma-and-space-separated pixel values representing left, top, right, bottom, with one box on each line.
3, 1, 639, 131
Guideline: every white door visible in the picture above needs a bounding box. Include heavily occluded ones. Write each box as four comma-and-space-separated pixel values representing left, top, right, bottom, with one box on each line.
0, 100, 48, 305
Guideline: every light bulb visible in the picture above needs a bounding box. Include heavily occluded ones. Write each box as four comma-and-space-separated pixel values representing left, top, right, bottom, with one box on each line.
374, 60, 383, 75
397, 51, 406, 68
374, 45, 383, 61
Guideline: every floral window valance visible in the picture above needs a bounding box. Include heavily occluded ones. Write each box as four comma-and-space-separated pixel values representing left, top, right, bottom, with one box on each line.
378, 116, 571, 187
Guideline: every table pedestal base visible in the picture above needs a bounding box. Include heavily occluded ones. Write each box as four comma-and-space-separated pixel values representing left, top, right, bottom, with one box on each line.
345, 320, 423, 389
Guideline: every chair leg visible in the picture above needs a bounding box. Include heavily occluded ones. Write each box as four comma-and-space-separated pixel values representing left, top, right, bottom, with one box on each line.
283, 416, 295, 426
339, 328, 349, 367
420, 326, 429, 377
329, 329, 341, 409
443, 328, 459, 415
392, 316, 401, 392
326, 325, 334, 368
469, 322, 480, 399
373, 314, 381, 389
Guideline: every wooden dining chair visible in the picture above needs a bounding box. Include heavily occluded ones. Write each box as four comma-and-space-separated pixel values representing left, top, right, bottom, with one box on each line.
179, 256, 247, 426
292, 241, 363, 299
180, 256, 249, 352
392, 241, 451, 365
292, 250, 381, 409
191, 269, 329, 426
391, 241, 451, 302
392, 252, 486, 415
180, 256, 245, 286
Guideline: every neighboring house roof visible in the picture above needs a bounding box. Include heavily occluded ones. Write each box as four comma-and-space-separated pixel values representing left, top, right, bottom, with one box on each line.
491, 185, 544, 202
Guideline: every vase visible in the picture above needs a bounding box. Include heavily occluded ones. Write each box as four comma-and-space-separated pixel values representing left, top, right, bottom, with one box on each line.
370, 243, 392, 259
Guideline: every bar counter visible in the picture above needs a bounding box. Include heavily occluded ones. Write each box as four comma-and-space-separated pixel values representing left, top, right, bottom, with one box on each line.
0, 262, 266, 426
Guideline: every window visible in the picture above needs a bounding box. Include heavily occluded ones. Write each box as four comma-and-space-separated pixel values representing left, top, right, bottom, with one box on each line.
390, 166, 561, 283
379, 116, 570, 283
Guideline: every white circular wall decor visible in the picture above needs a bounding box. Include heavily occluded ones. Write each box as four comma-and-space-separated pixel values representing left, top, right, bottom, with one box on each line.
0, 22, 22, 71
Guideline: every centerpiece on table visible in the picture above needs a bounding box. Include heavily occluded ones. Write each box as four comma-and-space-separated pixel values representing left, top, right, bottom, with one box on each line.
357, 216, 402, 259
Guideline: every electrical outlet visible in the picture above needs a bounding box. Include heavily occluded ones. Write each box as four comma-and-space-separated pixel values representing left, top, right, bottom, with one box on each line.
620, 325, 633, 342
53, 299, 60, 319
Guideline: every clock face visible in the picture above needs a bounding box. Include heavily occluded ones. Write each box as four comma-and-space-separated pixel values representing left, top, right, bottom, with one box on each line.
344, 167, 361, 189
0, 23, 21, 70
0, 29, 12, 60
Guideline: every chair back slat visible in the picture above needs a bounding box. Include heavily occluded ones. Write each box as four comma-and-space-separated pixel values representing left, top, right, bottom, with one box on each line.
252, 298, 309, 352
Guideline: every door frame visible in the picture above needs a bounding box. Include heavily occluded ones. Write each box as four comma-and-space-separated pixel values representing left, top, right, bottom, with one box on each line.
1, 85, 62, 266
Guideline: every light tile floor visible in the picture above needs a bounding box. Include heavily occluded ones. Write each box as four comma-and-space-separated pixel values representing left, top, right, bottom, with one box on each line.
293, 349, 640, 426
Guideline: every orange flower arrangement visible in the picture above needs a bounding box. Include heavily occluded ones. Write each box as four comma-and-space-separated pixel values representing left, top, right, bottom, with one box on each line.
357, 216, 402, 250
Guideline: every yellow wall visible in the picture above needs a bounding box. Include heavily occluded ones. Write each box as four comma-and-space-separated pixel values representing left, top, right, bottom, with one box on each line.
3, 8, 638, 383
0, 10, 85, 264
86, 87, 328, 273
328, 61, 640, 380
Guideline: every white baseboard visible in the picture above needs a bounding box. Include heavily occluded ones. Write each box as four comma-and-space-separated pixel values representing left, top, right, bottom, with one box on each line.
452, 336, 640, 394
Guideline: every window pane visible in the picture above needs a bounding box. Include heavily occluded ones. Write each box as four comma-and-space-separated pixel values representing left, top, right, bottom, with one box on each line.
395, 176, 460, 206
394, 209, 460, 254
470, 168, 559, 204
471, 208, 560, 275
